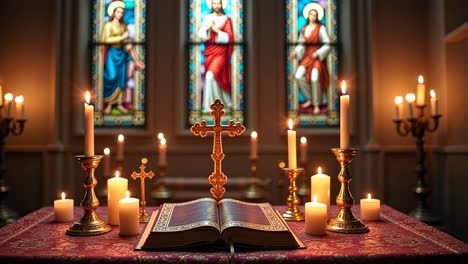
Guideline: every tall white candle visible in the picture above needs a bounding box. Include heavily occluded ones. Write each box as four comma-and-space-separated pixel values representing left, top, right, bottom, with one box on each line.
360, 193, 380, 221
4, 93, 13, 118
394, 96, 403, 120
300, 137, 307, 164
14, 96, 24, 119
340, 81, 350, 149
159, 137, 167, 165
54, 192, 74, 222
117, 134, 124, 160
119, 191, 140, 236
304, 195, 327, 235
107, 170, 128, 225
406, 93, 415, 119
311, 167, 330, 218
416, 75, 425, 106
84, 91, 94, 157
250, 131, 258, 159
287, 119, 297, 169
103, 148, 111, 176
430, 89, 438, 116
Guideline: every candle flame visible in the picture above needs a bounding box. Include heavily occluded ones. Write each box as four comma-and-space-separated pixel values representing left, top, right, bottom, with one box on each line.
418, 75, 424, 84
300, 137, 307, 144
104, 147, 110, 155
115, 170, 120, 178
317, 167, 322, 174
117, 134, 124, 142
367, 193, 372, 199
157, 132, 164, 140
160, 137, 166, 145
341, 80, 347, 94
61, 192, 66, 200
394, 96, 403, 104
251, 131, 257, 139
126, 190, 130, 199
430, 89, 436, 98
85, 91, 91, 104
313, 195, 318, 203
288, 119, 293, 130
405, 93, 416, 103
4, 93, 13, 101
15, 95, 24, 103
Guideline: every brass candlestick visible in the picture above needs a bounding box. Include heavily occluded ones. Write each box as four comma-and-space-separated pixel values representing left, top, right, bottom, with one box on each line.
131, 158, 155, 222
244, 158, 265, 200
327, 148, 369, 233
66, 155, 112, 236
282, 167, 305, 221
297, 160, 311, 203
393, 105, 442, 224
151, 162, 171, 201
0, 117, 26, 227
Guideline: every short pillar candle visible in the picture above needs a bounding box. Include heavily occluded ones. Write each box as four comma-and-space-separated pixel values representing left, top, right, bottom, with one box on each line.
54, 192, 74, 222
304, 195, 327, 235
360, 193, 380, 221
119, 191, 140, 236
107, 170, 128, 225
310, 167, 330, 218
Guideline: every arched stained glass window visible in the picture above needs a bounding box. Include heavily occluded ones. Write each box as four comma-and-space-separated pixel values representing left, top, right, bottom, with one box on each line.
187, 0, 245, 126
286, 0, 339, 127
91, 0, 146, 127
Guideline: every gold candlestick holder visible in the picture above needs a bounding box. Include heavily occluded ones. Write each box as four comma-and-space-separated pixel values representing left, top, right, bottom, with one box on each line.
297, 160, 311, 203
244, 158, 265, 200
151, 162, 171, 201
327, 148, 369, 233
66, 155, 112, 236
282, 167, 305, 221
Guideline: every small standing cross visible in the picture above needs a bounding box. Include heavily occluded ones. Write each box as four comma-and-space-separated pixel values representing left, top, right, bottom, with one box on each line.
131, 158, 155, 222
190, 99, 246, 201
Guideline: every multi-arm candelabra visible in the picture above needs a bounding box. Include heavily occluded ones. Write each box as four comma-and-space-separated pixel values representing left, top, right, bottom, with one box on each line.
0, 116, 26, 227
393, 105, 442, 224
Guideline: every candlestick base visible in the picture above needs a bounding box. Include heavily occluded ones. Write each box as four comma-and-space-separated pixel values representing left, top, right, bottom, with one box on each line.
151, 163, 172, 201
244, 158, 265, 200
282, 168, 305, 221
66, 155, 111, 236
327, 149, 369, 234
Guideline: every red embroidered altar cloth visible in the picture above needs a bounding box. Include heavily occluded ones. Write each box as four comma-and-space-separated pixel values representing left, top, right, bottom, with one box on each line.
0, 205, 466, 263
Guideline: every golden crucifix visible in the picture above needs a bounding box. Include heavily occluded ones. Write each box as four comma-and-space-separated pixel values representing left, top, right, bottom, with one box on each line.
190, 99, 246, 201
131, 158, 155, 222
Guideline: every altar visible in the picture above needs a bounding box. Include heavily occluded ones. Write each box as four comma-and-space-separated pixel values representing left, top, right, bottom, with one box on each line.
0, 205, 466, 264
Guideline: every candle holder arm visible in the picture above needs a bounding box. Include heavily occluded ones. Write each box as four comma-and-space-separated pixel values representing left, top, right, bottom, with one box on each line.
10, 119, 26, 136
426, 114, 442, 133
394, 119, 410, 137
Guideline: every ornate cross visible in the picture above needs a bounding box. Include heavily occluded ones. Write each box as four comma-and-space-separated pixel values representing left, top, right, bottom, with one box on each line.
190, 99, 246, 201
131, 158, 155, 222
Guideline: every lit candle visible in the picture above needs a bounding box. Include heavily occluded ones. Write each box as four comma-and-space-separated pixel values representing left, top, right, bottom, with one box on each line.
394, 96, 403, 120
159, 137, 167, 165
0, 85, 3, 106
4, 93, 13, 118
311, 167, 330, 218
304, 195, 327, 235
54, 192, 74, 222
116, 134, 124, 160
405, 93, 415, 119
103, 148, 111, 176
300, 137, 307, 164
119, 191, 140, 236
250, 131, 258, 159
84, 91, 94, 157
360, 193, 380, 221
340, 81, 350, 149
107, 170, 128, 225
157, 132, 164, 140
416, 75, 425, 106
287, 119, 297, 169
14, 95, 24, 119
430, 89, 438, 116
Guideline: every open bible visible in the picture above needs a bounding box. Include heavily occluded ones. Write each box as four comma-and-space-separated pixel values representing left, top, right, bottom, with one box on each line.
135, 198, 305, 250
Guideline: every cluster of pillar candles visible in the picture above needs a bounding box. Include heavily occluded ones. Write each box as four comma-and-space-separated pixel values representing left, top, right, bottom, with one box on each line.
54, 82, 385, 236
0, 85, 26, 119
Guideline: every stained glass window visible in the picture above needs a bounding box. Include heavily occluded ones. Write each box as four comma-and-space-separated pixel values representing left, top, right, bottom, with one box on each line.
91, 0, 146, 127
187, 0, 245, 126
286, 0, 339, 127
